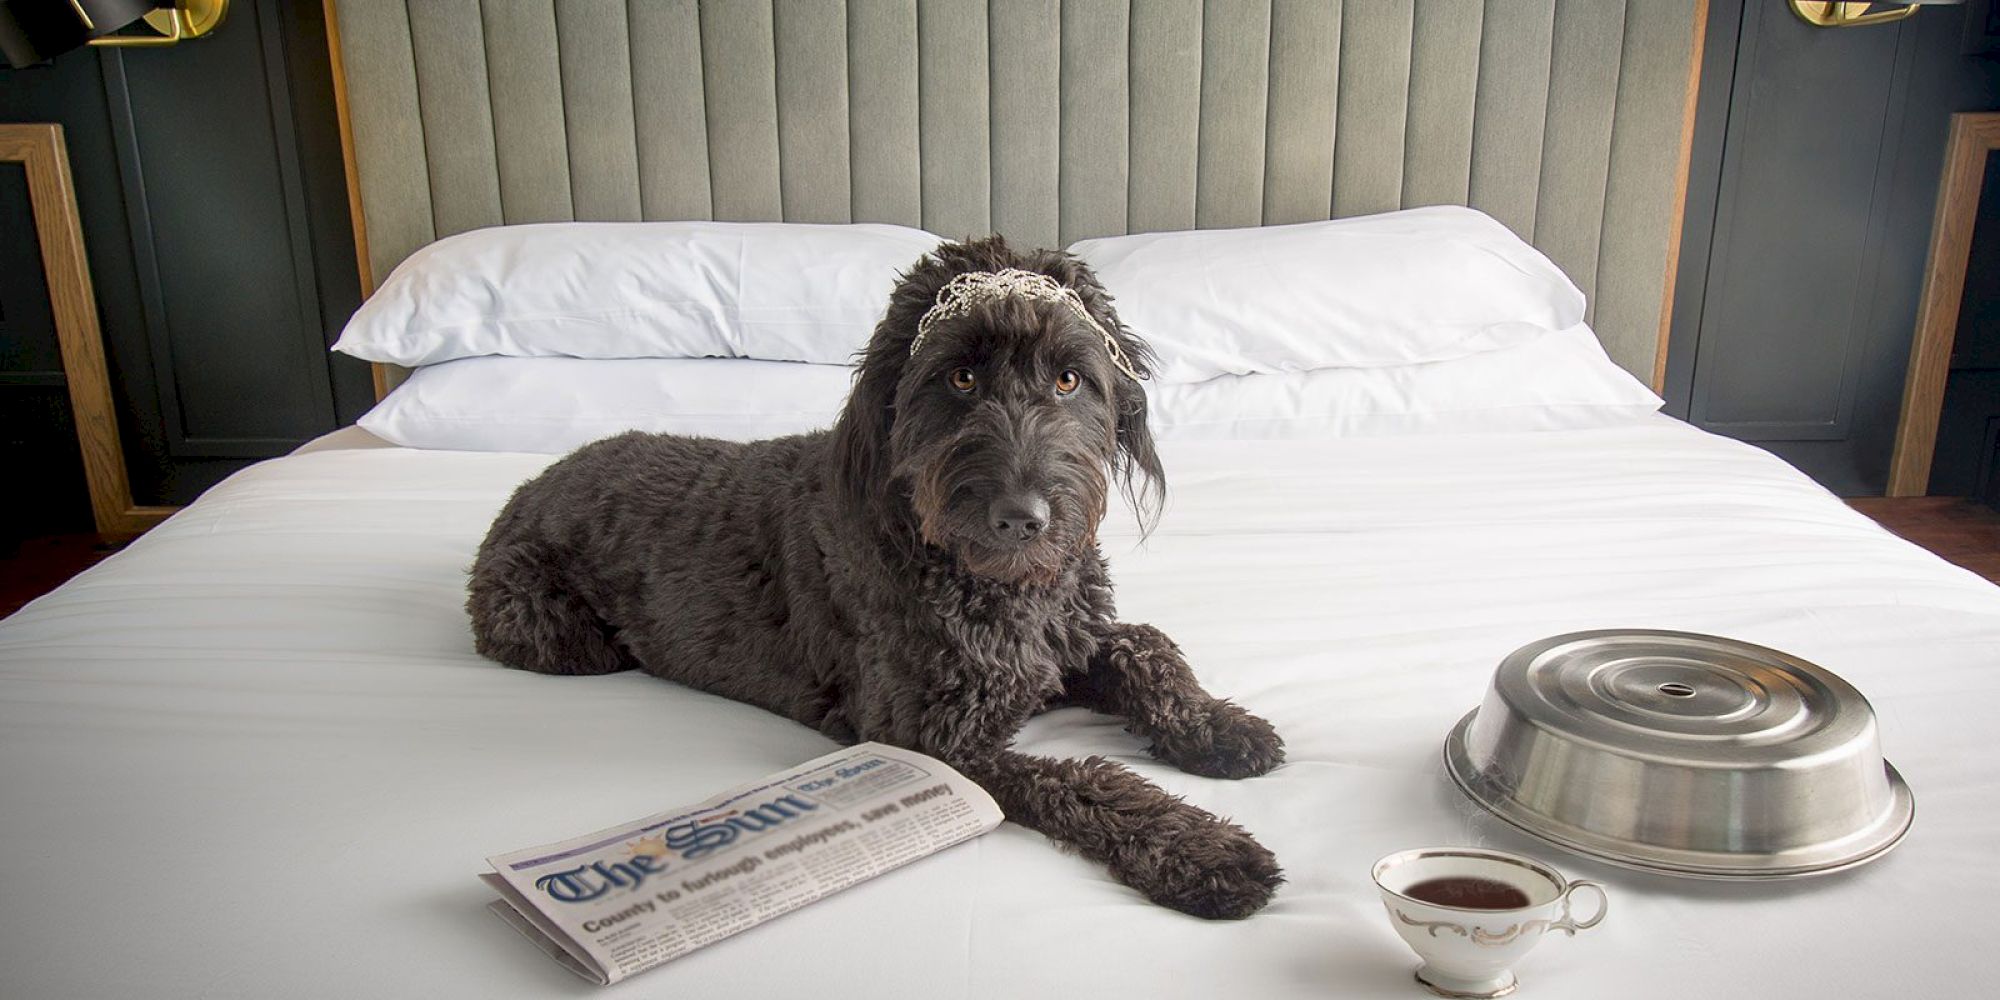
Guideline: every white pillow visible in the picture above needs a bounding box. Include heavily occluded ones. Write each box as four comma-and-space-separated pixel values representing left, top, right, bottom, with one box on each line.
1146, 325, 1662, 440
357, 356, 854, 453
1070, 206, 1586, 383
357, 324, 1656, 454
332, 221, 943, 367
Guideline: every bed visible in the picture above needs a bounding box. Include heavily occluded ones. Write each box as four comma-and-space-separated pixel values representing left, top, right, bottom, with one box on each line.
8, 2, 1995, 998
6, 417, 1996, 998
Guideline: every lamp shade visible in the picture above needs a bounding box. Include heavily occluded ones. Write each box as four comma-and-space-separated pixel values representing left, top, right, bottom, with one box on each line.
0, 0, 156, 69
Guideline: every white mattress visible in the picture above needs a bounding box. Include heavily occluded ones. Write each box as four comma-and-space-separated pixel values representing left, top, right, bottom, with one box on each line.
3, 415, 1995, 999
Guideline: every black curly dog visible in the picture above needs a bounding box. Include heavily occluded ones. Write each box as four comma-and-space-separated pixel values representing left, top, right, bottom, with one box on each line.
467, 237, 1285, 918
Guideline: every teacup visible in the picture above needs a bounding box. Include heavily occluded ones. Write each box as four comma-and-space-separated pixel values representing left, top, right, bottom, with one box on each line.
1372, 847, 1607, 998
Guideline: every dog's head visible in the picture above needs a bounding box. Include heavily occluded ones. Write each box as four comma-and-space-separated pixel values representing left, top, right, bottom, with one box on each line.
830, 237, 1164, 585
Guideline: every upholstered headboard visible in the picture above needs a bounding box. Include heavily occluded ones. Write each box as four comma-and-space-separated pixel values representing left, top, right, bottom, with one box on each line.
326, 0, 1704, 391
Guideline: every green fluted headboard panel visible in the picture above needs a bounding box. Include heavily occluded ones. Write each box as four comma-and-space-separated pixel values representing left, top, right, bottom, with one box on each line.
329, 0, 1703, 383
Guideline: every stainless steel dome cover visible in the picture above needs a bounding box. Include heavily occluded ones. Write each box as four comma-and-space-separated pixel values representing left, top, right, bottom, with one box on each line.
1444, 629, 1914, 880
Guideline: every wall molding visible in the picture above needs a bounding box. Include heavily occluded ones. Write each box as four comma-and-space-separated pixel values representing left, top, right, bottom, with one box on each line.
96, 0, 339, 460
1684, 0, 1901, 442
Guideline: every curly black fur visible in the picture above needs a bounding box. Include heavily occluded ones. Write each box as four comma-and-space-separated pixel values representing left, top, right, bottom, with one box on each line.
467, 238, 1286, 919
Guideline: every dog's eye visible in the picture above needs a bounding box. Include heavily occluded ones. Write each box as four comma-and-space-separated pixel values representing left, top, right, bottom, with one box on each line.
949, 367, 977, 393
1055, 369, 1081, 395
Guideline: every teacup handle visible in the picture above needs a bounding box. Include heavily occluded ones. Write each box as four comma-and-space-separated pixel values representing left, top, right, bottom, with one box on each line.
1552, 879, 1608, 936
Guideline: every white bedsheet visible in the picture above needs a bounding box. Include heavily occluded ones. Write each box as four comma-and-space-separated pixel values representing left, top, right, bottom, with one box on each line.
3, 415, 1995, 999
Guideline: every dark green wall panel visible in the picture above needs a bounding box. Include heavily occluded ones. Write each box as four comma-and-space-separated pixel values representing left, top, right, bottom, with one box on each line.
1665, 0, 2000, 496
0, 0, 368, 515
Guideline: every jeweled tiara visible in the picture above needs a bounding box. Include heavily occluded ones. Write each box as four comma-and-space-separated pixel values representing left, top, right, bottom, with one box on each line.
908, 268, 1144, 382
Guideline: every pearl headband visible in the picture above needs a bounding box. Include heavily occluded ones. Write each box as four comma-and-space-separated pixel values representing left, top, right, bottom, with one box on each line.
908, 268, 1145, 382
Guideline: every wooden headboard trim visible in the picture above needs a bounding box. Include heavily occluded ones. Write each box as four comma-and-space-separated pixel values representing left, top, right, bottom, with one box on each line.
1654, 0, 1708, 395
321, 0, 392, 398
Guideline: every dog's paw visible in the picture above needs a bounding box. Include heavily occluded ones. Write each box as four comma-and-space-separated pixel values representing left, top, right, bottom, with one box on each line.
1148, 699, 1286, 779
1112, 810, 1283, 919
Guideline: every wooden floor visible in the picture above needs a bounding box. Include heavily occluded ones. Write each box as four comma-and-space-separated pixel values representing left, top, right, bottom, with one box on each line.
1848, 497, 2000, 584
2, 499, 1998, 619
0, 534, 117, 618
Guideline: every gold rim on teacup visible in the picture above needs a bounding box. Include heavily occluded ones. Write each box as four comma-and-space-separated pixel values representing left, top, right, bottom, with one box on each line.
1372, 848, 1572, 914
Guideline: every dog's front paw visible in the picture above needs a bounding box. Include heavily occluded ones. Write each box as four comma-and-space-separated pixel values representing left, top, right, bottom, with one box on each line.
1147, 699, 1286, 779
1112, 808, 1283, 919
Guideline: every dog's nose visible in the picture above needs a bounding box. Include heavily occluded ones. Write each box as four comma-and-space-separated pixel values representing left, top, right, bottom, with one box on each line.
989, 495, 1051, 542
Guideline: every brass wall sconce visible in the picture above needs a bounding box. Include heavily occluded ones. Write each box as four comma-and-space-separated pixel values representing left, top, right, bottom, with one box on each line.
1790, 0, 1962, 28
88, 0, 228, 47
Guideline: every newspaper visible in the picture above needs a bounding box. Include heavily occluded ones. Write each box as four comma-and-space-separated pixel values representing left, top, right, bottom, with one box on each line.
480, 742, 1003, 985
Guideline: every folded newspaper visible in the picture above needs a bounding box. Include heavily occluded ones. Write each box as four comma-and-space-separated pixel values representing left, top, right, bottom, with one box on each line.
480, 742, 1003, 985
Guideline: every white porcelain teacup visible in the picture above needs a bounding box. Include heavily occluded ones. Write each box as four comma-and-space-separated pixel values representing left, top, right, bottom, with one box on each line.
1372, 847, 1607, 998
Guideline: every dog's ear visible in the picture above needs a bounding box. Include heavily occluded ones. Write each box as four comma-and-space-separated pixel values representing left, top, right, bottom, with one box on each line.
829, 239, 1023, 507
1023, 249, 1167, 533
1111, 386, 1166, 535
828, 333, 899, 509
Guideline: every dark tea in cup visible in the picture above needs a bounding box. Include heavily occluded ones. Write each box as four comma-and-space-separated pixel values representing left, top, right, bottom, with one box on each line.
1401, 876, 1532, 910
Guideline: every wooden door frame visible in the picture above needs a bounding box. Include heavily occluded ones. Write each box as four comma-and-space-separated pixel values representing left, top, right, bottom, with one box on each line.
1889, 112, 2000, 496
1, 123, 175, 537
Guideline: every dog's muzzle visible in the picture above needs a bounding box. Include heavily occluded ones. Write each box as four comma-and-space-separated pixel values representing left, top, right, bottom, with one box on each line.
988, 494, 1051, 543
